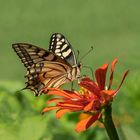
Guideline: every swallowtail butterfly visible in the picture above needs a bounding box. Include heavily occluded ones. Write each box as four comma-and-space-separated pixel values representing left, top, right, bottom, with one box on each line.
12, 33, 81, 96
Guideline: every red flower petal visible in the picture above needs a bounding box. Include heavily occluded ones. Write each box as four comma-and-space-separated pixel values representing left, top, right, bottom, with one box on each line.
108, 58, 118, 89
48, 88, 82, 99
42, 106, 59, 113
101, 90, 116, 96
84, 100, 94, 112
56, 109, 71, 119
57, 102, 83, 110
75, 113, 101, 132
114, 70, 129, 96
80, 77, 100, 96
47, 98, 64, 104
101, 70, 129, 100
95, 63, 109, 90
100, 90, 116, 104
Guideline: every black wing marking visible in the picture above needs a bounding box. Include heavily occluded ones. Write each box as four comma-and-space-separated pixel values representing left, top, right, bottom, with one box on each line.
12, 43, 68, 68
49, 33, 77, 66
12, 43, 51, 68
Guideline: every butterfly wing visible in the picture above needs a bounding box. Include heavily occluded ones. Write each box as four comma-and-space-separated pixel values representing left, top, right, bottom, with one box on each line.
25, 61, 72, 96
12, 43, 67, 67
49, 33, 77, 67
12, 43, 72, 96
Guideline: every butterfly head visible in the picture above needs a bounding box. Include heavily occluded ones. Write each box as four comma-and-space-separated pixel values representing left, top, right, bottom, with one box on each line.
78, 62, 82, 69
75, 62, 82, 79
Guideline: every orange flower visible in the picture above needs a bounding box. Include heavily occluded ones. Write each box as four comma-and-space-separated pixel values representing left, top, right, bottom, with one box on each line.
42, 58, 129, 132
80, 58, 129, 105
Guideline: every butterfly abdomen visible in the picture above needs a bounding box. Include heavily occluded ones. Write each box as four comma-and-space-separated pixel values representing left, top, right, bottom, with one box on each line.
66, 66, 81, 82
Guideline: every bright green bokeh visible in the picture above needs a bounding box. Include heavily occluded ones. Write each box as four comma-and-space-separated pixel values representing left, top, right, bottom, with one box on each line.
0, 0, 140, 140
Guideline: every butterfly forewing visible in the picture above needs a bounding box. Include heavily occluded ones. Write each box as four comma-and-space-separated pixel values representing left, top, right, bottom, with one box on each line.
12, 43, 65, 68
49, 33, 77, 66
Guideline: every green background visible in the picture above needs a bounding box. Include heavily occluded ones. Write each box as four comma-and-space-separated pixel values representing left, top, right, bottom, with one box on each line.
0, 0, 140, 140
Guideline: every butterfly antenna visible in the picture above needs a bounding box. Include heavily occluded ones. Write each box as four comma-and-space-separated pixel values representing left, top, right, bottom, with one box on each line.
79, 46, 93, 62
76, 50, 80, 61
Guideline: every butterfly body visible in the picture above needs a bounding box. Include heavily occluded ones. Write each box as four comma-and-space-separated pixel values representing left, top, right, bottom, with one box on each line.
12, 33, 81, 96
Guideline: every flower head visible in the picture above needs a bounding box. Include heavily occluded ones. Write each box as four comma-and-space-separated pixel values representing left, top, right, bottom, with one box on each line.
42, 58, 129, 132
80, 58, 129, 105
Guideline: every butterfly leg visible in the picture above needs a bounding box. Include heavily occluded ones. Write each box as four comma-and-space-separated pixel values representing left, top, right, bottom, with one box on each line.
71, 82, 74, 91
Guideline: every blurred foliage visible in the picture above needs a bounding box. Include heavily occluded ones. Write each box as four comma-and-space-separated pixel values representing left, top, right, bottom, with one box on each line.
0, 0, 140, 140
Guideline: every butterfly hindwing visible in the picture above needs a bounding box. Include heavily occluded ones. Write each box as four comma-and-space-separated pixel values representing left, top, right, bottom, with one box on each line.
24, 61, 71, 96
49, 33, 77, 66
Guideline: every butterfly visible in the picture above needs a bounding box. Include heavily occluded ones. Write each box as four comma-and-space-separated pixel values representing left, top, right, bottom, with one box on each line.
12, 33, 81, 96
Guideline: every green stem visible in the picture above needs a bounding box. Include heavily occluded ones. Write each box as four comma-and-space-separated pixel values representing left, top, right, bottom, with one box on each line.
103, 104, 120, 140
